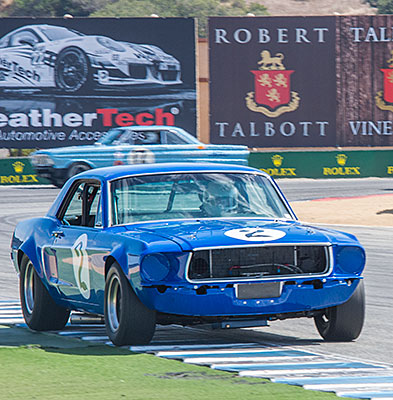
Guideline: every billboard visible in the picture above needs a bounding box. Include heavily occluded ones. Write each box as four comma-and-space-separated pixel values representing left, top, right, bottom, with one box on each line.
0, 17, 196, 148
209, 15, 393, 148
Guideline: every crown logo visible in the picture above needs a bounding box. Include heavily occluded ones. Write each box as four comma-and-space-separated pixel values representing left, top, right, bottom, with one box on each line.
336, 154, 347, 167
245, 50, 300, 118
272, 154, 283, 167
12, 161, 25, 174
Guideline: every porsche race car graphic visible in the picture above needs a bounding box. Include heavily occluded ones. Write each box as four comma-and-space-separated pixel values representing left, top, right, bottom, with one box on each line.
11, 163, 366, 346
0, 24, 182, 93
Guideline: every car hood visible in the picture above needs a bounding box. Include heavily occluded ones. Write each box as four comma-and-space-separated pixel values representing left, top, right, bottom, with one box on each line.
126, 219, 359, 251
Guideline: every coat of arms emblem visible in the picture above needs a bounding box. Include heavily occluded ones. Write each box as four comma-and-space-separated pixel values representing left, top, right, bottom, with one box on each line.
245, 50, 300, 117
376, 51, 393, 111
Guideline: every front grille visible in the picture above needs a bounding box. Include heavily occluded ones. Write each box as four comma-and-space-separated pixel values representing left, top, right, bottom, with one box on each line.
129, 64, 147, 79
188, 245, 329, 281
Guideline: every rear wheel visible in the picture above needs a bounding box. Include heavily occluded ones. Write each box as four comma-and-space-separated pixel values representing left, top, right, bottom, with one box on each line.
20, 255, 70, 331
104, 263, 156, 346
314, 280, 365, 341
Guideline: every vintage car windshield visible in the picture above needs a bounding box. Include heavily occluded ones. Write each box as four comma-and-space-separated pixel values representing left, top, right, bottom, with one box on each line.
110, 172, 293, 225
40, 26, 83, 41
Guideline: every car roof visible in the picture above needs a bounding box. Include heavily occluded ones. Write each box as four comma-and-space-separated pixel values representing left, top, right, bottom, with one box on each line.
74, 162, 266, 182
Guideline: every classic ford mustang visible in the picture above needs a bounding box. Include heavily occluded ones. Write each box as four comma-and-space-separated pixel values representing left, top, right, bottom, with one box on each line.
11, 163, 365, 345
30, 125, 250, 187
0, 24, 181, 93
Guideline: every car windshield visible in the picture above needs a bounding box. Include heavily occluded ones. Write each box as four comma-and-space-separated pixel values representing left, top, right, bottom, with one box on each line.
40, 26, 83, 41
110, 172, 293, 225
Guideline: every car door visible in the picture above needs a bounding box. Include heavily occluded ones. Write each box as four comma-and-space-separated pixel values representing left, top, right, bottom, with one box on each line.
45, 179, 107, 308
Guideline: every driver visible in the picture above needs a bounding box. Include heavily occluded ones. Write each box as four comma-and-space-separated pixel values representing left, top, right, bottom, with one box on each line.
201, 181, 239, 216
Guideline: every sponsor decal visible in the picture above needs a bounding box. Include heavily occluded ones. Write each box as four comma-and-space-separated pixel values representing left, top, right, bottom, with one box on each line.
225, 227, 286, 242
245, 50, 300, 118
375, 50, 393, 112
260, 154, 297, 177
71, 234, 90, 299
127, 148, 155, 164
322, 153, 361, 176
0, 160, 39, 184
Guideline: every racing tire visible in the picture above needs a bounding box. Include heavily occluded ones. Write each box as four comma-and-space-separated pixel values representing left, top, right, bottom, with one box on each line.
68, 163, 91, 179
104, 262, 156, 346
314, 280, 365, 341
55, 47, 90, 93
20, 255, 70, 331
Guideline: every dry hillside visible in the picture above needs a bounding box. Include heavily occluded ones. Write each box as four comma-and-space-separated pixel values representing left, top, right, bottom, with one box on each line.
259, 0, 376, 15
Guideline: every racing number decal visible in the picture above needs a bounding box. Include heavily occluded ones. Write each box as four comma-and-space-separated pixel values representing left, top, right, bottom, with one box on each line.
71, 234, 90, 299
224, 228, 286, 242
127, 148, 155, 164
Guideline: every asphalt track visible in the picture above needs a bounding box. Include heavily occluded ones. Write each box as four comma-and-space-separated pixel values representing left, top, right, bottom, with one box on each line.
0, 178, 392, 372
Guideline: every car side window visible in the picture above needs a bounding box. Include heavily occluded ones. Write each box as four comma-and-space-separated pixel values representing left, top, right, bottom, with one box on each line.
9, 30, 40, 47
60, 180, 102, 227
165, 130, 189, 145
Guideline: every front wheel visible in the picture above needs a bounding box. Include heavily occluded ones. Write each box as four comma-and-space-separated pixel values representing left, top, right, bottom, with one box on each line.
20, 255, 70, 331
55, 47, 90, 93
314, 280, 365, 341
68, 163, 91, 179
104, 263, 156, 346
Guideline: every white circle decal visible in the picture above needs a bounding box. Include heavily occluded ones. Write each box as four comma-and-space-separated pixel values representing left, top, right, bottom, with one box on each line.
224, 228, 286, 242
127, 148, 155, 164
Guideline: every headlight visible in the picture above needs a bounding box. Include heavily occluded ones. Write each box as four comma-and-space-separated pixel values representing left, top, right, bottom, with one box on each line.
141, 253, 170, 282
336, 246, 365, 275
96, 37, 125, 52
30, 154, 54, 166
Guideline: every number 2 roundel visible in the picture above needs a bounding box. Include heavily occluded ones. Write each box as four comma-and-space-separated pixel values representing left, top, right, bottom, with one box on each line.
224, 228, 286, 242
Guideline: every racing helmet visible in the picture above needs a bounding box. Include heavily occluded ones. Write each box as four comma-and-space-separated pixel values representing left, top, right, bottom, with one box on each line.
202, 181, 238, 215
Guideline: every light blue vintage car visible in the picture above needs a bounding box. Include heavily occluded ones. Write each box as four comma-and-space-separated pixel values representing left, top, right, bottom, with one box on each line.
30, 125, 249, 187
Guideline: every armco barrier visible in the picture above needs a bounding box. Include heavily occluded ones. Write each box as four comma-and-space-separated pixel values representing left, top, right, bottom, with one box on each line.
0, 158, 49, 185
249, 149, 393, 179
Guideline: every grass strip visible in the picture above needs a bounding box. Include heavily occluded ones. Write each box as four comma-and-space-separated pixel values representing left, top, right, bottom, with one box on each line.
0, 343, 339, 400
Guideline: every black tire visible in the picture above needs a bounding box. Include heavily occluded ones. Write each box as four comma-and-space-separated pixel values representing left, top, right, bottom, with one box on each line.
314, 280, 365, 341
68, 163, 91, 179
19, 255, 70, 331
104, 263, 156, 346
55, 47, 90, 93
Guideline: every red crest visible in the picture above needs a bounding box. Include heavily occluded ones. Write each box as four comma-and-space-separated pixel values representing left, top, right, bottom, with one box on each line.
380, 69, 393, 103
251, 70, 294, 109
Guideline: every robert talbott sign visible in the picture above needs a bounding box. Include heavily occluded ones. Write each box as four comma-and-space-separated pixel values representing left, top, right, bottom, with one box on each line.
209, 15, 393, 148
209, 17, 336, 148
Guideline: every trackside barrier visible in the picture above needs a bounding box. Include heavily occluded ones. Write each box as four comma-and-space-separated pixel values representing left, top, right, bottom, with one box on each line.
249, 149, 393, 179
3, 150, 393, 185
0, 158, 49, 185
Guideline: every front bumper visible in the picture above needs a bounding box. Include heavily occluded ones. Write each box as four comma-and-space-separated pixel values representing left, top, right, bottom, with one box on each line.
138, 277, 361, 317
34, 166, 67, 185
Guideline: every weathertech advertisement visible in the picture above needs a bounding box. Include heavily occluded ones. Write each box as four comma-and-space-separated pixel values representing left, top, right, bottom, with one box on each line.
209, 15, 393, 148
0, 17, 196, 148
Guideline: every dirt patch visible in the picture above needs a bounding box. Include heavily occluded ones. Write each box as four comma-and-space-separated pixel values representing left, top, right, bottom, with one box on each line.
291, 193, 393, 226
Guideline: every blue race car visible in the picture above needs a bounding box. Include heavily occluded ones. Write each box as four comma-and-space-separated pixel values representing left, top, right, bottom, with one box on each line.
30, 126, 250, 188
11, 163, 365, 346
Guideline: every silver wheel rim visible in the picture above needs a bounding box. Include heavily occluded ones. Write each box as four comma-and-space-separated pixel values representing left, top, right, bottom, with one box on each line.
24, 261, 35, 315
107, 274, 121, 332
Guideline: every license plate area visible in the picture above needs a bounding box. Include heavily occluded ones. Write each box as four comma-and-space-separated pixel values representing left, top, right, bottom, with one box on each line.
235, 282, 282, 300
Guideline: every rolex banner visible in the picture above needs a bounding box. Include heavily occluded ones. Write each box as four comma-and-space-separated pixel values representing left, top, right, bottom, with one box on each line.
209, 16, 393, 148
